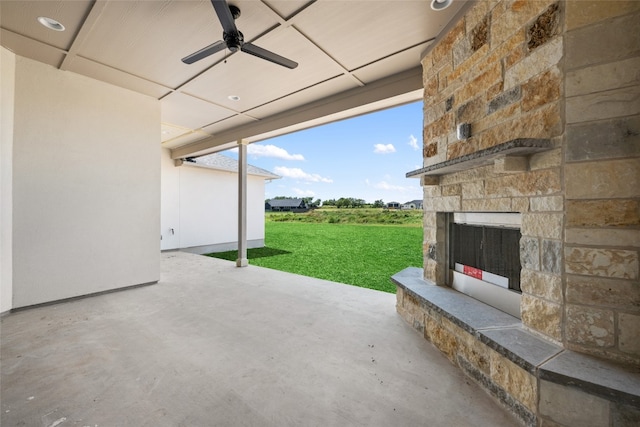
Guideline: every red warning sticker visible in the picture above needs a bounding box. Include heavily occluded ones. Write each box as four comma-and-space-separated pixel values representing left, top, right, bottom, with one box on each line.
463, 265, 483, 280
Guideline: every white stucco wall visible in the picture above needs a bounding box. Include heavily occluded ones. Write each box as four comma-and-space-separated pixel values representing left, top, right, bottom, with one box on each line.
1, 47, 15, 313
161, 148, 181, 251
11, 55, 160, 308
160, 148, 268, 253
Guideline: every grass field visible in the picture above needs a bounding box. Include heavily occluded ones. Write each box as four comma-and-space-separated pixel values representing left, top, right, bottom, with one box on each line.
207, 208, 423, 293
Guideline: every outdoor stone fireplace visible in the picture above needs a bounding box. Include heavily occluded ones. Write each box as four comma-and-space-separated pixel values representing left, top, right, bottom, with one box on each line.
393, 1, 639, 426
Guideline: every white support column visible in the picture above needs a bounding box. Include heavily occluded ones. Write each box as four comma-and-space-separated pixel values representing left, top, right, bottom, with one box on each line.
236, 139, 248, 267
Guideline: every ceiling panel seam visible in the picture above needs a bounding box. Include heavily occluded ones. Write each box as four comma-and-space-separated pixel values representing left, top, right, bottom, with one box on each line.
59, 0, 108, 71
242, 74, 350, 115
176, 91, 242, 115
0, 28, 67, 54
350, 39, 437, 73
72, 54, 174, 94
289, 24, 364, 87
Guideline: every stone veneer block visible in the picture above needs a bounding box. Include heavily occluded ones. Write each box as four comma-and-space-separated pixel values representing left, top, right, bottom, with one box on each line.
539, 380, 611, 427
530, 196, 563, 212
456, 63, 502, 106
485, 168, 561, 197
522, 213, 563, 239
522, 67, 561, 112
462, 197, 512, 212
511, 197, 530, 213
487, 86, 522, 114
461, 180, 485, 199
565, 228, 640, 247
520, 237, 540, 271
566, 275, 640, 309
457, 96, 485, 124
566, 115, 640, 162
565, 13, 640, 70
539, 350, 640, 407
529, 147, 561, 170
431, 17, 465, 64
521, 269, 562, 303
432, 196, 461, 212
504, 37, 562, 89
566, 199, 640, 227
565, 247, 639, 279
473, 102, 519, 135
565, 158, 640, 199
421, 175, 439, 186
477, 103, 562, 151
490, 350, 537, 411
520, 294, 562, 341
566, 0, 640, 30
566, 85, 640, 124
566, 57, 640, 98
494, 156, 528, 173
567, 305, 615, 347
491, 0, 551, 50
619, 313, 640, 356
542, 239, 562, 274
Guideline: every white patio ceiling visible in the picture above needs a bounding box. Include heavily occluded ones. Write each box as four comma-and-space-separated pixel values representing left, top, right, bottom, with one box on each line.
1, 0, 466, 158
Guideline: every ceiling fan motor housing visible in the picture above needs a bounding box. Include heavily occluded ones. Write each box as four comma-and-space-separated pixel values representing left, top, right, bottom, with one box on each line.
223, 30, 243, 52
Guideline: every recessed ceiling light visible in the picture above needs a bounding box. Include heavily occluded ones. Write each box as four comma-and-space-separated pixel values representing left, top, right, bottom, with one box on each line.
37, 16, 65, 31
228, 95, 240, 101
431, 0, 452, 11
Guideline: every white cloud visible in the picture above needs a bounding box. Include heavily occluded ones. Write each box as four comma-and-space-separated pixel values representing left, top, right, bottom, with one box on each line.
231, 144, 304, 160
274, 166, 333, 183
373, 181, 412, 192
408, 134, 419, 150
373, 143, 396, 154
293, 188, 316, 197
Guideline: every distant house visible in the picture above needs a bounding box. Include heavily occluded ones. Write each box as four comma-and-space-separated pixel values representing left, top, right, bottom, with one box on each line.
402, 200, 423, 210
386, 201, 401, 209
265, 198, 308, 213
161, 149, 280, 254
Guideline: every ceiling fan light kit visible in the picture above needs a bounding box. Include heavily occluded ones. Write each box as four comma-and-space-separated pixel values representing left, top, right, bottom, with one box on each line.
182, 0, 298, 69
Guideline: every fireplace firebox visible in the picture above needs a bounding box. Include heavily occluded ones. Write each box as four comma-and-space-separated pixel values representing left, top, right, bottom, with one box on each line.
447, 213, 522, 318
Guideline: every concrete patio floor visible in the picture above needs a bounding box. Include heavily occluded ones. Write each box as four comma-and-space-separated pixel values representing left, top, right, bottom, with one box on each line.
1, 252, 518, 426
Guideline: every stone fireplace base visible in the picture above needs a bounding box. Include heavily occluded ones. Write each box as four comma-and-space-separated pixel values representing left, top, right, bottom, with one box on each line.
392, 268, 640, 427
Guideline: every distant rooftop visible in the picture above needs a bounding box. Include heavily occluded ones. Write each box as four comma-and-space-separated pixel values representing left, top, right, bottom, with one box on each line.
193, 153, 280, 180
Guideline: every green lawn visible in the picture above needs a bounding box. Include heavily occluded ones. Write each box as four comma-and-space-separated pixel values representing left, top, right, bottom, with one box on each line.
207, 219, 423, 293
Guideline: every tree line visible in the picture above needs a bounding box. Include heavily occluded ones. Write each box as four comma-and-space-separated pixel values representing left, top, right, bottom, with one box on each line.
267, 196, 386, 209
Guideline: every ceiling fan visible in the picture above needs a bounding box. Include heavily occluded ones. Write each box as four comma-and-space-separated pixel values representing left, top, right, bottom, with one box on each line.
182, 0, 298, 69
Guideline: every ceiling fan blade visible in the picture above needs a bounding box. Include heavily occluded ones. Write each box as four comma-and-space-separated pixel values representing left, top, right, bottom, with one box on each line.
241, 43, 298, 69
211, 0, 238, 34
181, 40, 227, 64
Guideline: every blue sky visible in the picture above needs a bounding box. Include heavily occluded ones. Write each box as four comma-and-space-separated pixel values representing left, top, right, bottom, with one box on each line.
225, 101, 424, 204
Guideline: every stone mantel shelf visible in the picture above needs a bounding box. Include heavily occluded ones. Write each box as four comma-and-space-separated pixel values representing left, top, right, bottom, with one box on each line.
406, 138, 553, 179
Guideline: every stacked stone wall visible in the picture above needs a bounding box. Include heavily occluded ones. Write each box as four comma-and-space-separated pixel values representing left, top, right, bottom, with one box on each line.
562, 1, 640, 365
421, 0, 565, 344
419, 0, 639, 364
397, 287, 538, 426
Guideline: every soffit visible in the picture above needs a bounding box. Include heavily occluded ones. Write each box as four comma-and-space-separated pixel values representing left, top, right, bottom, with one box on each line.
0, 0, 467, 158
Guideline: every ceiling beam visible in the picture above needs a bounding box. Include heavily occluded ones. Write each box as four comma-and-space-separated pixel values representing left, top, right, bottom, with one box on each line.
60, 0, 109, 71
170, 65, 423, 159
